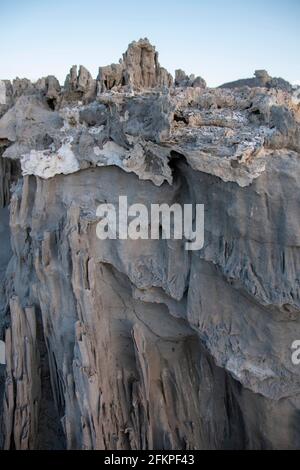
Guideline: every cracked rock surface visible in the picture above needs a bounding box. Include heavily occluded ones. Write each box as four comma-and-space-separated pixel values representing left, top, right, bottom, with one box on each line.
0, 39, 300, 450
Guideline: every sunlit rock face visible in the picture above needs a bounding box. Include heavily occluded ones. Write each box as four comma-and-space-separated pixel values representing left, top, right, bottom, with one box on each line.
0, 39, 300, 450
97, 38, 173, 93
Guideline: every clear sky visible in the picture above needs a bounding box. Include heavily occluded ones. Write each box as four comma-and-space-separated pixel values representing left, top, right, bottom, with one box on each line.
0, 0, 299, 87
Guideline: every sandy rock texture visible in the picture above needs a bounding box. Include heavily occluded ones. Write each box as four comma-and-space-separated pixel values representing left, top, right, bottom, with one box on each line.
0, 39, 299, 450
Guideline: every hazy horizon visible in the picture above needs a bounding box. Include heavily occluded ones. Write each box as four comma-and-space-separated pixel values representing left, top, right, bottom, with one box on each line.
0, 0, 299, 87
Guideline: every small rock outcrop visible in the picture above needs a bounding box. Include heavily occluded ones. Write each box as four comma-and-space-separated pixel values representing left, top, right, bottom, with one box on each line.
175, 69, 206, 88
35, 75, 61, 108
63, 65, 96, 104
220, 69, 293, 91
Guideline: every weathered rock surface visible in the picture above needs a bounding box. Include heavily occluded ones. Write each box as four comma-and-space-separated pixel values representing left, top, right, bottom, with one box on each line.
0, 39, 300, 450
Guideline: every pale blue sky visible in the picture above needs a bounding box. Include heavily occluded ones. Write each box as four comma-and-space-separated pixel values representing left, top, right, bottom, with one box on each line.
0, 0, 299, 87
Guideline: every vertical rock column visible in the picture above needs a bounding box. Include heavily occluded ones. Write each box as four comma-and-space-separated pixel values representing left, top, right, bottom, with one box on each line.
3, 297, 41, 450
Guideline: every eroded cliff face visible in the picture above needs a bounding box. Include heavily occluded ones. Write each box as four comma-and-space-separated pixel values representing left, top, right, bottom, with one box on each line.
0, 39, 300, 450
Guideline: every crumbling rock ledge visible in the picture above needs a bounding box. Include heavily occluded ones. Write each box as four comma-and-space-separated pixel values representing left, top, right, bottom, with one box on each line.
0, 39, 300, 450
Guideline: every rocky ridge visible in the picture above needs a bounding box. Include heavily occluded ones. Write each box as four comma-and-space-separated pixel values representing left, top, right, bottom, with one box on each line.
0, 39, 300, 450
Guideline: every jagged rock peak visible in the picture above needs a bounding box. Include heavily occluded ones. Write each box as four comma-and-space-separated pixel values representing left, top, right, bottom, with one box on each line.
63, 65, 96, 103
175, 69, 206, 89
122, 38, 173, 88
97, 38, 173, 92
